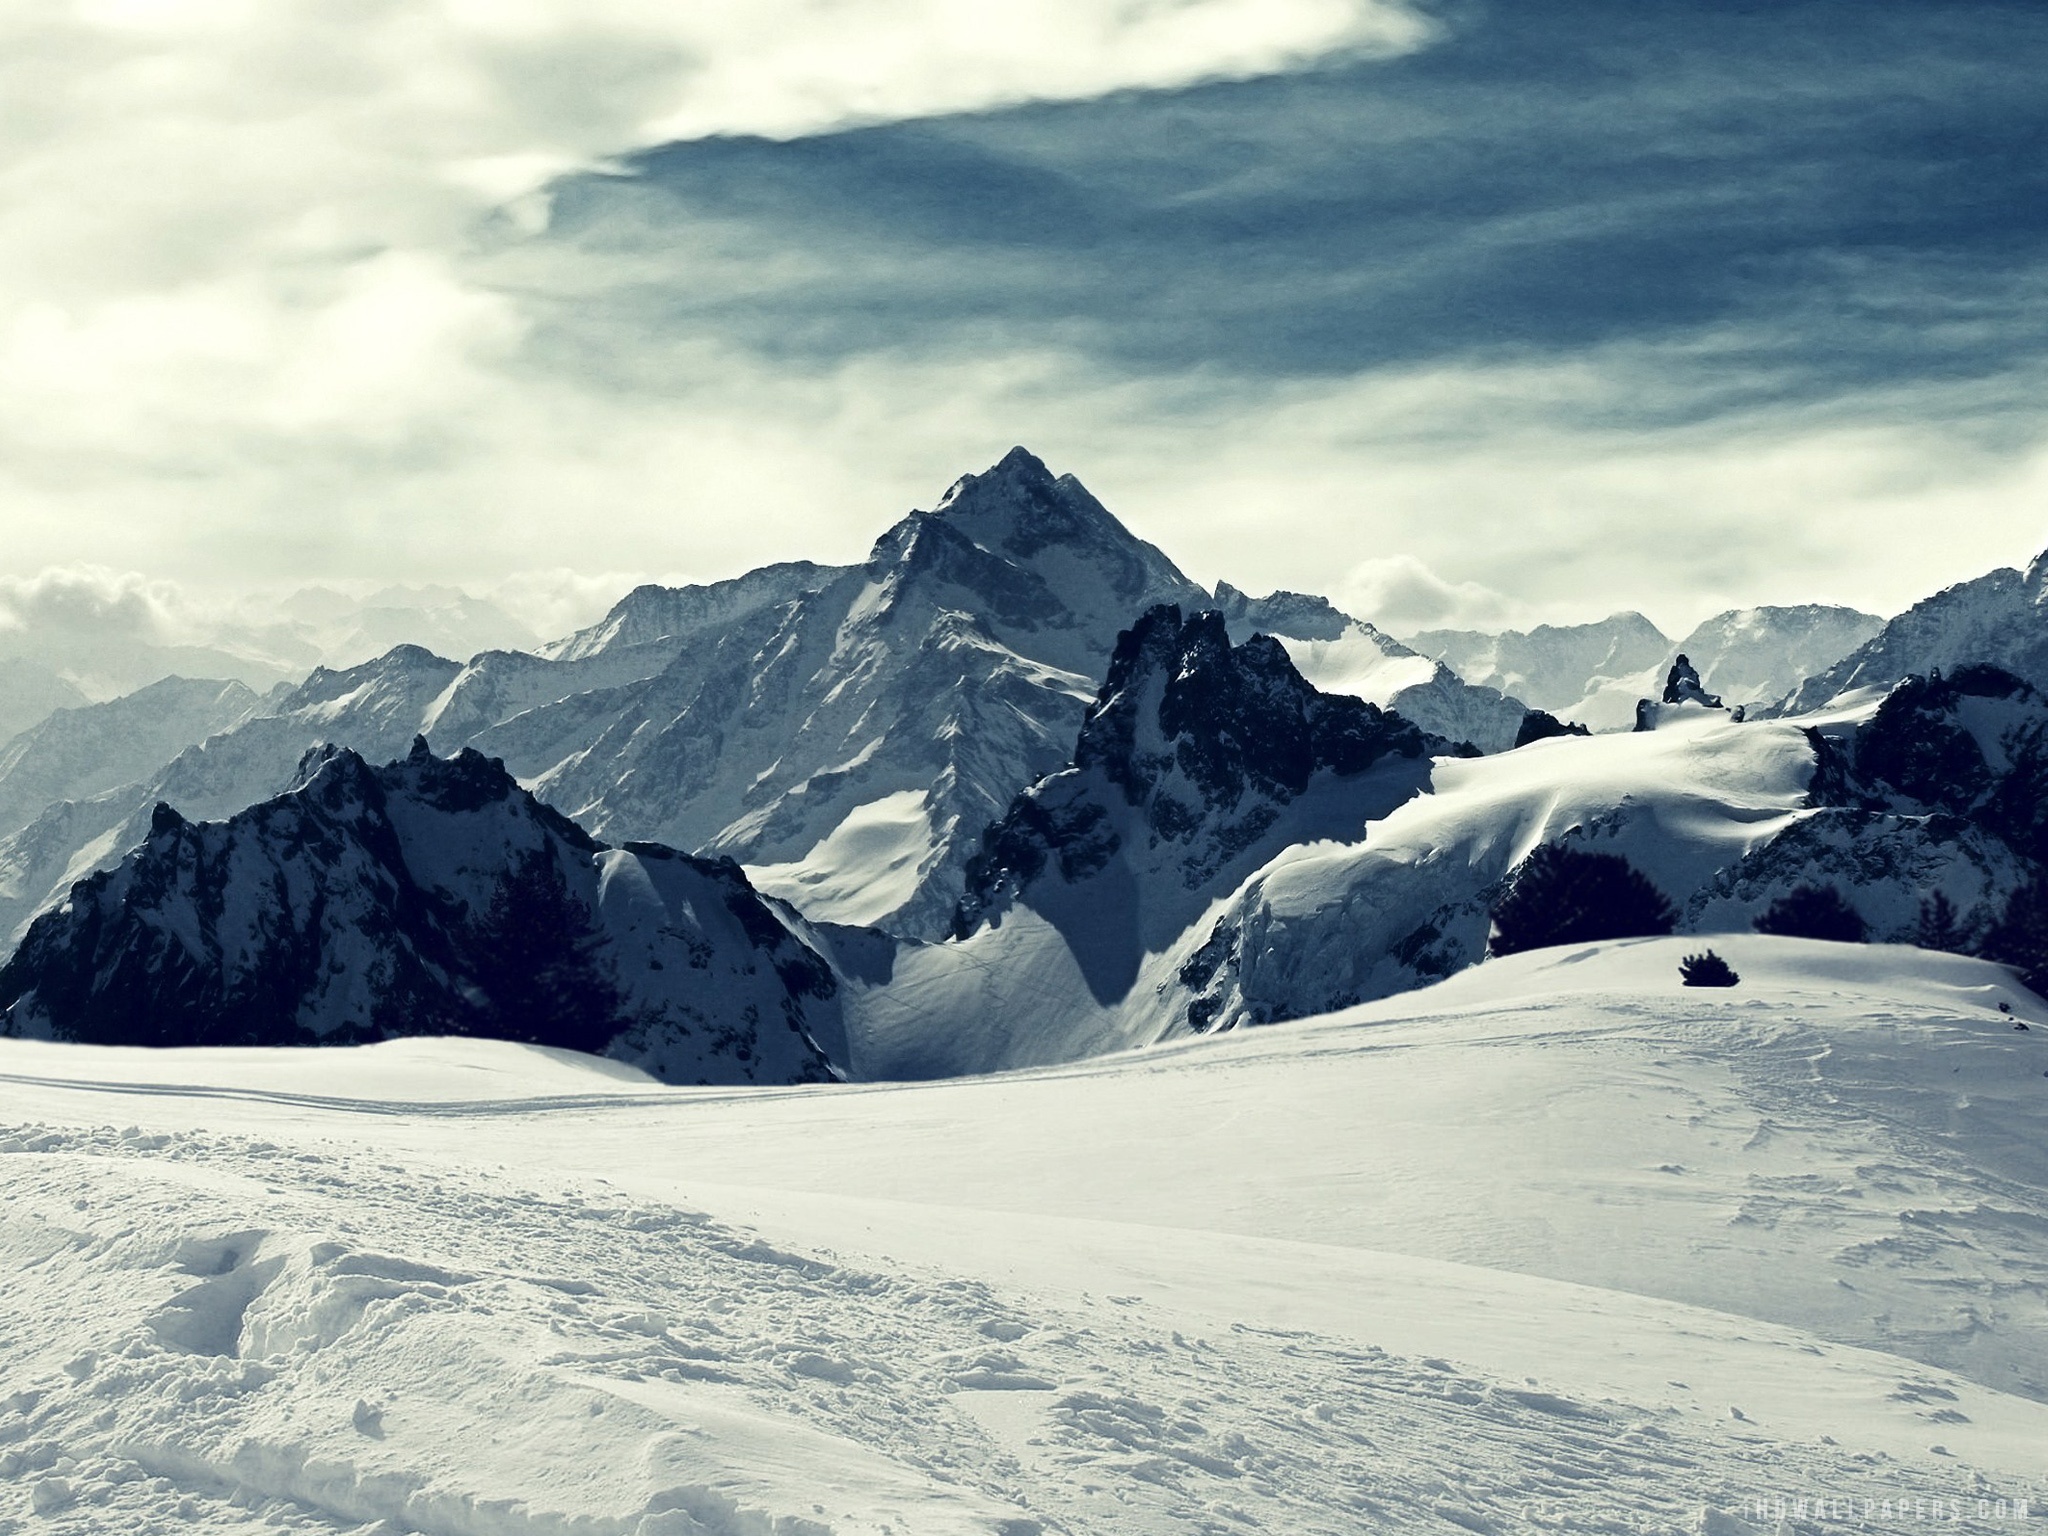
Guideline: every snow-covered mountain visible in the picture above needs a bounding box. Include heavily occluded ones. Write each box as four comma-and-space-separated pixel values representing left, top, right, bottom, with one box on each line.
1408, 612, 1670, 713
1674, 603, 1884, 705
0, 646, 462, 950
0, 452, 1546, 951
827, 605, 1459, 1075
0, 739, 841, 1085
1701, 663, 2048, 944
270, 583, 542, 671
1418, 605, 1882, 729
541, 563, 836, 663
830, 641, 2048, 1076
472, 448, 1207, 938
1214, 582, 1532, 752
1783, 547, 2048, 713
0, 659, 89, 744
0, 677, 263, 840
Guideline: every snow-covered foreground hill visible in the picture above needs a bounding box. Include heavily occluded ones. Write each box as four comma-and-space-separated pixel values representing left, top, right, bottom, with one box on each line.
3, 937, 2045, 1534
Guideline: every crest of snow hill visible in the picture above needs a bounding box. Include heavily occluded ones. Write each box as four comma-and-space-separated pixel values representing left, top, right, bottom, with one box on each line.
2, 447, 2047, 1082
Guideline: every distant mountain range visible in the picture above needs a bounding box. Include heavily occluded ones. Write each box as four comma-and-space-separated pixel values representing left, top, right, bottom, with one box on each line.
1, 449, 2044, 1084
1411, 605, 1884, 729
0, 450, 1528, 948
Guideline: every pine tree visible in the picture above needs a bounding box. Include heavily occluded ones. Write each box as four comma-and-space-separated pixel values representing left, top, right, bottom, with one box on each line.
1489, 842, 1676, 957
1914, 890, 1965, 953
1982, 875, 2048, 993
1754, 884, 1867, 943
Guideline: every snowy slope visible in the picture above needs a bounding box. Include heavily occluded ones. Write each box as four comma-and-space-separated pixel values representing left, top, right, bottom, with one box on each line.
1785, 547, 2048, 713
2, 936, 2044, 1533
0, 738, 840, 1085
0, 677, 261, 840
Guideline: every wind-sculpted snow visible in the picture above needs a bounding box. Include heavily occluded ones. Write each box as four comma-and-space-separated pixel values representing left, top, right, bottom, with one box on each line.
3, 939, 2046, 1532
1784, 548, 2048, 714
0, 738, 840, 1086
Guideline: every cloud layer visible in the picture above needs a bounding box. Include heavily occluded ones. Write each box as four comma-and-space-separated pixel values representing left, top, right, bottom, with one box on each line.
3, 0, 2044, 637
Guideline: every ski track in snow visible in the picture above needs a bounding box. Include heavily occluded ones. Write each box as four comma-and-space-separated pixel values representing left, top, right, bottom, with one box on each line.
5, 938, 2048, 1534
2, 1120, 2031, 1536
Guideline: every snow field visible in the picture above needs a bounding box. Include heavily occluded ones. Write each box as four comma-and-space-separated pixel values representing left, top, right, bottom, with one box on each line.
3, 936, 2046, 1532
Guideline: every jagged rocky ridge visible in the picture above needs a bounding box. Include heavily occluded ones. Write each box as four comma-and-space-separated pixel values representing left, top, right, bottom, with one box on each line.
956, 604, 1455, 938
1215, 583, 1530, 753
0, 739, 842, 1086
825, 606, 1460, 1077
1696, 664, 2048, 941
1783, 548, 2048, 713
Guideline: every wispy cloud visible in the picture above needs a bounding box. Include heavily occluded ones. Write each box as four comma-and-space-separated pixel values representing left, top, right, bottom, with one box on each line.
2, 0, 2044, 637
0, 0, 1426, 582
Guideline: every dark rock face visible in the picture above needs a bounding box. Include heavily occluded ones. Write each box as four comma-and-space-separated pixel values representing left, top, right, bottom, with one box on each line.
0, 738, 841, 1085
1696, 665, 2048, 950
957, 605, 1440, 937
1513, 709, 1591, 748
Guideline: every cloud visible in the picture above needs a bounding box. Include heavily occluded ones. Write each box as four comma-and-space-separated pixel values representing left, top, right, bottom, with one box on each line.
1335, 557, 1517, 636
0, 566, 188, 643
0, 0, 1427, 578
487, 568, 659, 640
3, 0, 2045, 646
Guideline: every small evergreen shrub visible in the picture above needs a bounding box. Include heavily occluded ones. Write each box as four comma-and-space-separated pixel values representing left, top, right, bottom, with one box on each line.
1680, 950, 1740, 987
1489, 842, 1677, 957
1753, 883, 1868, 943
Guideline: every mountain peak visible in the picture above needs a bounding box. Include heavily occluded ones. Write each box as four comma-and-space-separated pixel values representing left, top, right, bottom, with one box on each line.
957, 603, 1442, 939
932, 446, 1094, 547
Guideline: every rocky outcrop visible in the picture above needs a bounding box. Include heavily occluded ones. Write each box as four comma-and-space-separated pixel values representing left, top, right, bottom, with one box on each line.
0, 739, 842, 1085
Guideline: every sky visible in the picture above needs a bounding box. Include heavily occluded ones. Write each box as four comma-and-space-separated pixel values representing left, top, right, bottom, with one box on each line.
2, 0, 2045, 640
